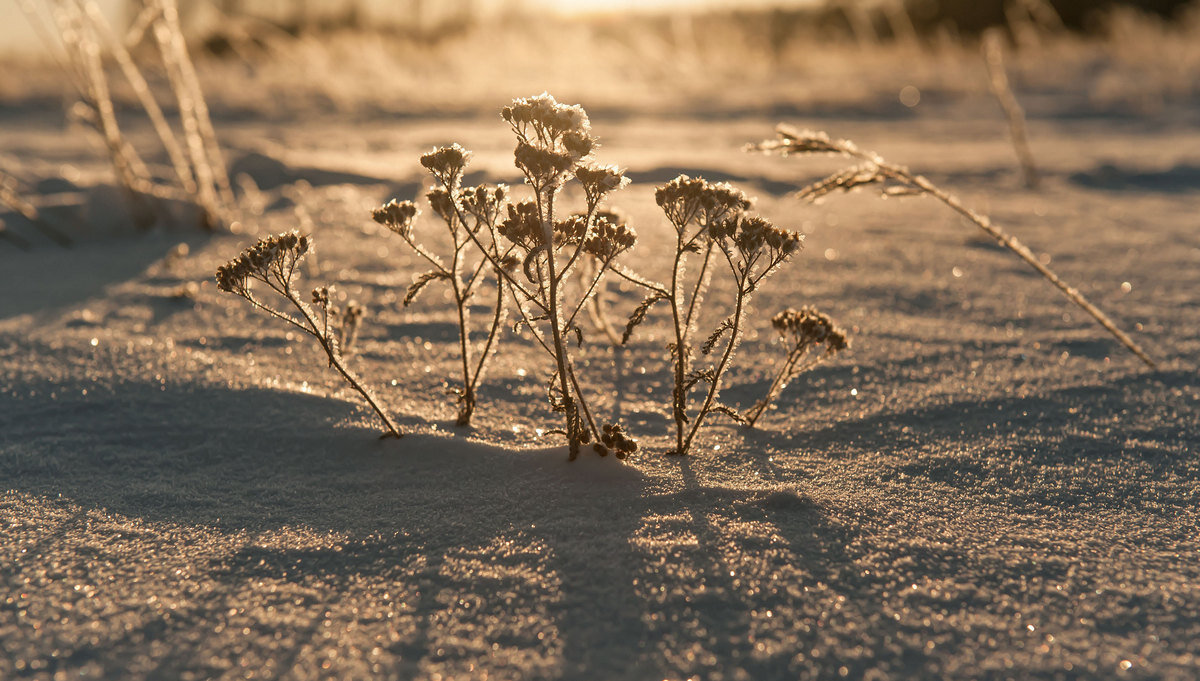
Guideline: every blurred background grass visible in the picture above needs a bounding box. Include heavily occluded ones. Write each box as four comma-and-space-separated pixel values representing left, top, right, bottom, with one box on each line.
3, 0, 1197, 117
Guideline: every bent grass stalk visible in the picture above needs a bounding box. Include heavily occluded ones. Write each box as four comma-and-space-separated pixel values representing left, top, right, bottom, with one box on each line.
749, 125, 1155, 369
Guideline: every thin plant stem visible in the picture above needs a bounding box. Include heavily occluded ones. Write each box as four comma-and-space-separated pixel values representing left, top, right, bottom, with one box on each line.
681, 264, 749, 456
286, 288, 402, 439
982, 31, 1039, 189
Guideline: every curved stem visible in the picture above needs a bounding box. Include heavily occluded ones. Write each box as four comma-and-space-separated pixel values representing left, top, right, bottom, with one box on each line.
284, 288, 402, 438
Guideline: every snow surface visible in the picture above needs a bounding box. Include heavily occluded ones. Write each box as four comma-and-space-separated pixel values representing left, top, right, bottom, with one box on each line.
2, 40, 1200, 680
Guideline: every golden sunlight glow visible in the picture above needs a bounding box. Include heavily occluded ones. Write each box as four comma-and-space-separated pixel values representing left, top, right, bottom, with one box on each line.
538, 0, 818, 16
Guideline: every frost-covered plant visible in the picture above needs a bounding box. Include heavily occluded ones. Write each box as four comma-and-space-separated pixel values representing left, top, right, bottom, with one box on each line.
373, 144, 512, 427
744, 307, 849, 428
215, 231, 402, 438
624, 175, 804, 456
480, 93, 640, 459
748, 126, 1155, 368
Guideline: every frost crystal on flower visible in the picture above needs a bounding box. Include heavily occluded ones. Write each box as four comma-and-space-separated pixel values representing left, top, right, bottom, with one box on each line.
215, 230, 310, 294
420, 143, 472, 188
372, 200, 420, 238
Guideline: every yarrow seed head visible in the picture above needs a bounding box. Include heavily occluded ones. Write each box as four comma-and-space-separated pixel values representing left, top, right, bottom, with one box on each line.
215, 230, 310, 294
575, 163, 629, 204
772, 306, 849, 354
420, 143, 472, 187
583, 214, 637, 260
373, 199, 420, 238
426, 188, 456, 223
498, 200, 544, 250
709, 214, 803, 258
656, 175, 753, 230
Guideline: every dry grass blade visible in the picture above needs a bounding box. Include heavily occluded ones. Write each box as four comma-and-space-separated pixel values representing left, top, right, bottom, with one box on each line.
982, 29, 1040, 189
77, 0, 198, 197
750, 125, 1155, 369
19, 0, 234, 232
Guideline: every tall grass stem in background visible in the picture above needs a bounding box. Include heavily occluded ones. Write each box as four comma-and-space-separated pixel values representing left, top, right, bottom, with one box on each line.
19, 0, 234, 230
982, 29, 1040, 189
0, 170, 72, 248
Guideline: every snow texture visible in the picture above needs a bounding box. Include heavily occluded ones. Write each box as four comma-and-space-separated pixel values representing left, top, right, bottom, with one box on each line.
2, 49, 1200, 680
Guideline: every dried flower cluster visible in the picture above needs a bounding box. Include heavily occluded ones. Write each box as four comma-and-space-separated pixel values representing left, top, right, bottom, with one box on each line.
593, 423, 638, 460
215, 231, 401, 438
215, 96, 872, 461
745, 307, 849, 427
372, 199, 419, 239
377, 144, 512, 426
215, 231, 310, 295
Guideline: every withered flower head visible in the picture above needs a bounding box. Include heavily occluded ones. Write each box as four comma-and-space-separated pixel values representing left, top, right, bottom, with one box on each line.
772, 306, 849, 354
709, 214, 803, 258
655, 174, 709, 229
215, 230, 310, 294
505, 93, 598, 187
514, 141, 576, 186
311, 286, 330, 306
372, 199, 420, 238
575, 163, 629, 204
699, 181, 752, 220
583, 214, 637, 260
458, 183, 509, 224
420, 143, 472, 187
498, 200, 543, 250
554, 215, 588, 246
426, 188, 456, 223
503, 92, 592, 142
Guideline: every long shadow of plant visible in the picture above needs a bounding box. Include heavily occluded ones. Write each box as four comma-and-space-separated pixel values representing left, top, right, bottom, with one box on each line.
3, 366, 1198, 680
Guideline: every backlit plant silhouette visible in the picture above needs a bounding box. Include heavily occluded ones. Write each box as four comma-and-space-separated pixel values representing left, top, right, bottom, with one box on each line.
622, 176, 804, 455
744, 306, 848, 428
215, 95, 863, 460
372, 144, 512, 427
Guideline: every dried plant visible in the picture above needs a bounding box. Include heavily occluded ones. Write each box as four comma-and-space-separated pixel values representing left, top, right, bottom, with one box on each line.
373, 145, 511, 427
623, 175, 804, 456
744, 307, 849, 428
982, 29, 1040, 189
749, 126, 1155, 368
215, 231, 402, 439
509, 97, 641, 458
479, 93, 640, 459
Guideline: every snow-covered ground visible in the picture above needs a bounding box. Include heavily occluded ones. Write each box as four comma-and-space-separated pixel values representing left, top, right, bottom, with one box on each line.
2, 28, 1199, 679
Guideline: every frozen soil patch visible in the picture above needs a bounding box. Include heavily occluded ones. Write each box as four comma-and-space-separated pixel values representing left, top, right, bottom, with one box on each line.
2, 95, 1200, 680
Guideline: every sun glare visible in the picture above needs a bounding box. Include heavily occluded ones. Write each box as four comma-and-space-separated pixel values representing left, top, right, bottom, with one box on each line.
539, 0, 816, 15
